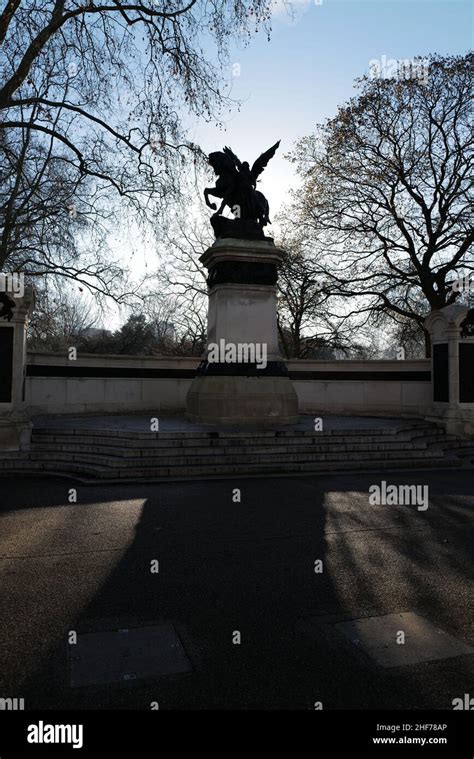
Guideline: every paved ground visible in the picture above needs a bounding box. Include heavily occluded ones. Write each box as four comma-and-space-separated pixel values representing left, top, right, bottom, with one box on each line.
0, 470, 472, 710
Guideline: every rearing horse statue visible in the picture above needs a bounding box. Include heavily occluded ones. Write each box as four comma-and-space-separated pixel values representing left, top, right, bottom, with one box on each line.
204, 141, 280, 235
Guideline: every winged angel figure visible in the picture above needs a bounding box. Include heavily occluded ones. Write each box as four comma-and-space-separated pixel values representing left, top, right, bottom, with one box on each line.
204, 141, 280, 237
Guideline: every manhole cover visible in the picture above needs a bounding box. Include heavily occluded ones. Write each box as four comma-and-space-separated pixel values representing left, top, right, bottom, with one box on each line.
335, 612, 474, 668
68, 623, 192, 687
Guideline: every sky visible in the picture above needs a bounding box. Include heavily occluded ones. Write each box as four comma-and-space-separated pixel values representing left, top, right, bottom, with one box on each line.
189, 0, 472, 218
109, 0, 472, 327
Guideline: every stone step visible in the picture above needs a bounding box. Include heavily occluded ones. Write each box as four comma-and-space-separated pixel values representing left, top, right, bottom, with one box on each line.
0, 455, 460, 480
27, 439, 431, 457
29, 430, 429, 450
0, 459, 44, 469
31, 423, 434, 441
409, 432, 457, 443
0, 419, 461, 481
442, 440, 474, 449
0, 451, 31, 460
27, 447, 443, 468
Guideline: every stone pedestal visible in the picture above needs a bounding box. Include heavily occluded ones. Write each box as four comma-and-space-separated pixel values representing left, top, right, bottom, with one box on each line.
186, 238, 298, 425
424, 304, 474, 438
0, 287, 35, 449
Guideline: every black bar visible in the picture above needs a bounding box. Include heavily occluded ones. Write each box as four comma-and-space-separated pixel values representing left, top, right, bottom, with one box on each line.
0, 710, 471, 756
26, 365, 197, 379
26, 364, 431, 382
459, 344, 474, 403
433, 344, 449, 402
289, 371, 431, 382
0, 327, 14, 402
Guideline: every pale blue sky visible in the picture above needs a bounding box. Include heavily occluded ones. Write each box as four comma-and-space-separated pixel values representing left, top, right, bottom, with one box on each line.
190, 0, 472, 218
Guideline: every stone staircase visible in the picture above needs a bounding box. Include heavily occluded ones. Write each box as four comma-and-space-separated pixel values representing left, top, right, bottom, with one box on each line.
0, 419, 471, 481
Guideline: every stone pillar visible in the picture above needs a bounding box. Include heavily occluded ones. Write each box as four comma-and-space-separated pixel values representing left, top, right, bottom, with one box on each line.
0, 286, 35, 449
424, 304, 474, 438
186, 237, 298, 425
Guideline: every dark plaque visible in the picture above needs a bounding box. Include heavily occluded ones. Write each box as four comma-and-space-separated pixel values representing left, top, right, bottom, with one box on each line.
197, 359, 289, 378
459, 344, 474, 403
433, 343, 449, 402
207, 260, 278, 288
0, 327, 14, 402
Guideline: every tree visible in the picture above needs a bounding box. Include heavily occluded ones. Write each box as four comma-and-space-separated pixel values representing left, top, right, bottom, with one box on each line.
28, 286, 99, 351
113, 313, 157, 354
0, 0, 273, 296
276, 236, 338, 358
150, 179, 212, 353
286, 53, 473, 356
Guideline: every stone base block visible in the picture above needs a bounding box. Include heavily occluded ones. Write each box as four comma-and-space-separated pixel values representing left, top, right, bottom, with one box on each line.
186, 375, 298, 426
0, 415, 33, 451
426, 407, 474, 439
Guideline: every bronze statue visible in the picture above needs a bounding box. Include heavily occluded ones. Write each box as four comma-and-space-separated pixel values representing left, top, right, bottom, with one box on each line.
204, 141, 280, 239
